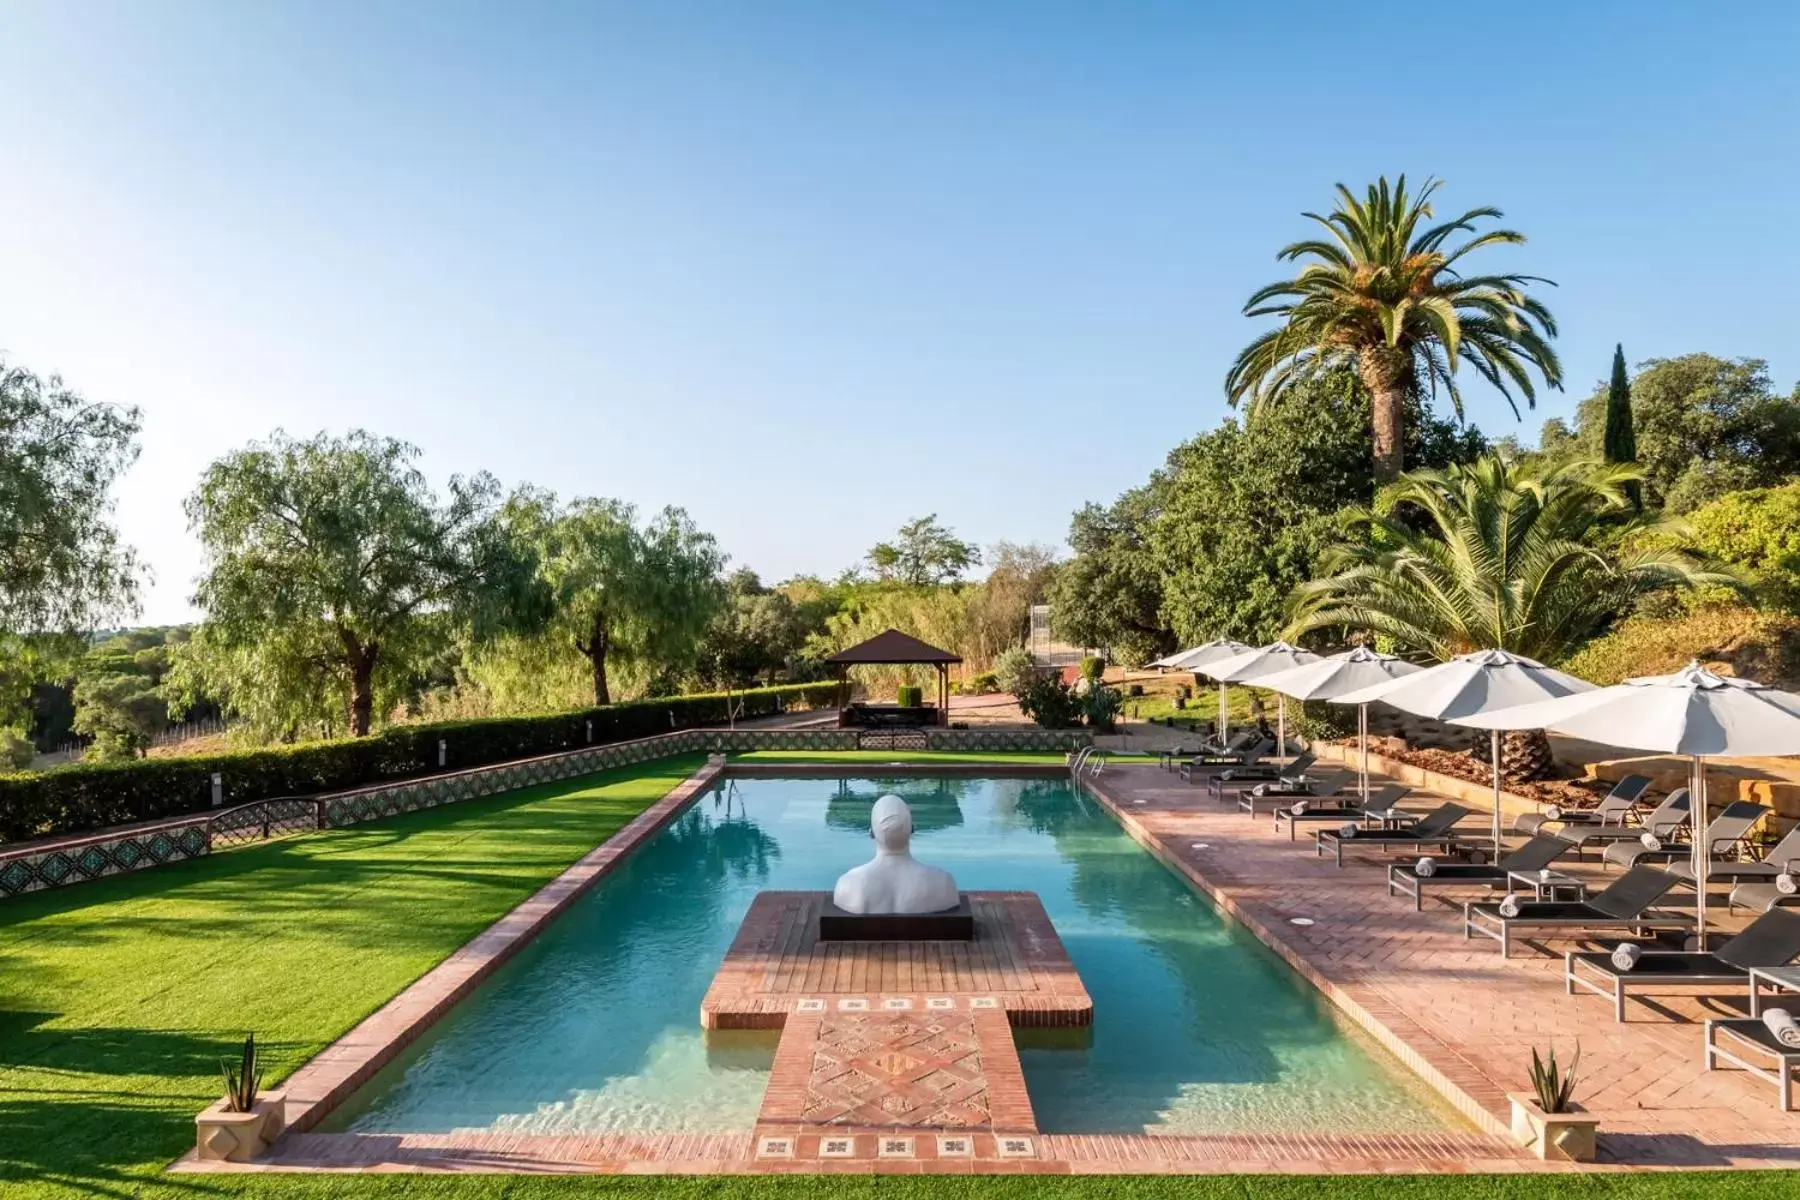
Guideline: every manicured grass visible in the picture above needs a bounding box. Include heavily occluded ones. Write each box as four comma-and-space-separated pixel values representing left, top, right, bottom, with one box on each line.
0, 748, 1784, 1198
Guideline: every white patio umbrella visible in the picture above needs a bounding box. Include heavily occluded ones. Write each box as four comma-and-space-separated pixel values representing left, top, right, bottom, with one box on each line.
1196, 641, 1322, 765
1149, 639, 1250, 735
1457, 662, 1800, 946
1254, 647, 1424, 800
1331, 649, 1596, 859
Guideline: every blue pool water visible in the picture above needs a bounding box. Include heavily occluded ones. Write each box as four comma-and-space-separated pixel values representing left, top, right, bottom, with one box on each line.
328, 773, 1460, 1135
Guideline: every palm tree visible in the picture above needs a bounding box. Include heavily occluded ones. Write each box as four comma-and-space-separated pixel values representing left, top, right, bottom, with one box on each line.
1227, 176, 1563, 481
1286, 455, 1740, 778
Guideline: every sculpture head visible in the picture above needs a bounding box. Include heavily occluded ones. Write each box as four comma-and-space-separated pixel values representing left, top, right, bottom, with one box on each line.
870, 794, 913, 854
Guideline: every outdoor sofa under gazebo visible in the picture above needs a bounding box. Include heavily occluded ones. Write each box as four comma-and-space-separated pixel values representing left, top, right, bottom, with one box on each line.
826, 629, 961, 728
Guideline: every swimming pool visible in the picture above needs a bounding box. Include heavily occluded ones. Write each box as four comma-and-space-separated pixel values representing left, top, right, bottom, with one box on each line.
327, 772, 1461, 1135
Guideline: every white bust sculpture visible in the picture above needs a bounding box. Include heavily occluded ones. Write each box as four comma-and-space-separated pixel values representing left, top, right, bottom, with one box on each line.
832, 794, 960, 914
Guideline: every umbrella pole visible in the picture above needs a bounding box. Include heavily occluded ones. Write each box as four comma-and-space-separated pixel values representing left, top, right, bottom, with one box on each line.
1277, 694, 1286, 766
1490, 729, 1503, 861
1218, 682, 1227, 743
1359, 704, 1369, 801
1694, 755, 1708, 948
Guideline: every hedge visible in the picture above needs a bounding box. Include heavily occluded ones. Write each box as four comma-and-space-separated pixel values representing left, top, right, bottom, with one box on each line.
0, 682, 839, 844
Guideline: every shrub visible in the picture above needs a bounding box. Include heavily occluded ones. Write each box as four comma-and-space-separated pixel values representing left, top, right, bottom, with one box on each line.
993, 647, 1038, 697
1016, 676, 1082, 729
0, 681, 840, 844
1682, 481, 1800, 611
896, 685, 923, 708
1561, 600, 1800, 690
0, 730, 34, 771
1078, 655, 1105, 682
1081, 686, 1124, 732
966, 671, 999, 694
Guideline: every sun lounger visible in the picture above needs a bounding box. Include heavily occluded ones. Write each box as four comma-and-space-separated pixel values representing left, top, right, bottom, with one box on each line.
1313, 802, 1474, 868
1669, 822, 1800, 883
1515, 774, 1653, 836
1705, 1017, 1800, 1110
1463, 865, 1688, 958
1603, 801, 1767, 870
1177, 739, 1275, 784
1557, 789, 1689, 852
1161, 731, 1253, 771
1235, 767, 1348, 816
1204, 751, 1315, 800
1273, 784, 1412, 841
1386, 834, 1577, 911
1729, 881, 1800, 915
1565, 908, 1800, 1020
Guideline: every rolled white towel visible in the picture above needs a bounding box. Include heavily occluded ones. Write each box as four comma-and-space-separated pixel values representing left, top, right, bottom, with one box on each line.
1763, 1007, 1800, 1048
1338, 822, 1358, 839
1538, 867, 1554, 882
1414, 856, 1437, 878
1639, 832, 1662, 851
1219, 769, 1236, 781
1610, 942, 1642, 972
1290, 800, 1309, 816
1497, 895, 1522, 918
1777, 872, 1798, 896
1543, 805, 1563, 822
1251, 782, 1268, 797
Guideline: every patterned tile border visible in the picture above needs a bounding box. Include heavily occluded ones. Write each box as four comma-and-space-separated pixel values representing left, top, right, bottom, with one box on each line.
2, 726, 1090, 900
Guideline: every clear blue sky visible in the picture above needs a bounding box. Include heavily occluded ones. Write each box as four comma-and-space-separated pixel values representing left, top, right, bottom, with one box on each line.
2, 1, 1796, 624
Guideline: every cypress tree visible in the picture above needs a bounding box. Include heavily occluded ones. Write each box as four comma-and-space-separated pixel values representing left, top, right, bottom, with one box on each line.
1602, 343, 1639, 507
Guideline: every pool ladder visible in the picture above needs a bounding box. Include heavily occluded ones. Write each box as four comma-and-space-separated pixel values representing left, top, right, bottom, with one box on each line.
1068, 746, 1108, 777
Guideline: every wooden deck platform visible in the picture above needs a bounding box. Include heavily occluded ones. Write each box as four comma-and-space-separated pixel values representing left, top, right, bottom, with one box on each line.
700, 890, 1093, 1029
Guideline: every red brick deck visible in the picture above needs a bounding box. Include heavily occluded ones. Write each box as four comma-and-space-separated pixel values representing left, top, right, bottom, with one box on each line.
702, 890, 1092, 1029
1080, 763, 1800, 1169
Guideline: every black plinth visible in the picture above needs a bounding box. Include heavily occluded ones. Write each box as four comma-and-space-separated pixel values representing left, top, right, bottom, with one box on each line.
818, 894, 975, 941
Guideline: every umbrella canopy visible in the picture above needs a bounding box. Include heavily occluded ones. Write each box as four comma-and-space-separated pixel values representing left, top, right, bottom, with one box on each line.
1329, 649, 1597, 857
1151, 639, 1251, 671
1195, 641, 1323, 763
1256, 647, 1425, 799
1458, 662, 1800, 946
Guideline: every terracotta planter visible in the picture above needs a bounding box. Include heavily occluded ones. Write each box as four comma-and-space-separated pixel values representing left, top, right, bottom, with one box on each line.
194, 1090, 286, 1162
1509, 1093, 1598, 1162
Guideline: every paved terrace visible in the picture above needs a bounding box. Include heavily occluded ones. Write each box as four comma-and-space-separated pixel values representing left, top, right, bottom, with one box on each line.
1081, 762, 1800, 1169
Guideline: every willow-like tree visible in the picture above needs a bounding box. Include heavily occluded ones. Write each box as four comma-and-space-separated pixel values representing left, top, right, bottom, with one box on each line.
1227, 176, 1563, 481
504, 490, 725, 705
185, 431, 544, 737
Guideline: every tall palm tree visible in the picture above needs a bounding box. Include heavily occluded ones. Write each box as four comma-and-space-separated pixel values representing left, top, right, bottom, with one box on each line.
1227, 176, 1563, 481
1285, 456, 1740, 778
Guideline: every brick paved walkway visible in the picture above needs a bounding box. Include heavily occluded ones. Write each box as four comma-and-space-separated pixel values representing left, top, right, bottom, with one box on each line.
1082, 763, 1800, 1168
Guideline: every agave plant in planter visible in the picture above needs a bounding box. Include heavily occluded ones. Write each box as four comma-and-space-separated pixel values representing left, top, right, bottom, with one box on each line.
195, 1034, 287, 1162
1509, 1044, 1597, 1161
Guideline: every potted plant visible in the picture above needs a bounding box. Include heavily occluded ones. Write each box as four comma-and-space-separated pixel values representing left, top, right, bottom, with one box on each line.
1509, 1045, 1597, 1162
195, 1034, 286, 1162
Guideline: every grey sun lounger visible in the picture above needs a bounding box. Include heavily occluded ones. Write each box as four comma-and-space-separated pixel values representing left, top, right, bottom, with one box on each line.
1273, 784, 1412, 841
1463, 865, 1689, 958
1603, 801, 1767, 870
1705, 1018, 1800, 1110
1204, 750, 1313, 800
1234, 766, 1347, 816
1669, 821, 1800, 884
1161, 730, 1253, 771
1386, 834, 1576, 911
1729, 882, 1800, 915
1313, 802, 1473, 868
1565, 908, 1800, 1021
1178, 739, 1275, 783
1515, 774, 1653, 836
1558, 788, 1690, 852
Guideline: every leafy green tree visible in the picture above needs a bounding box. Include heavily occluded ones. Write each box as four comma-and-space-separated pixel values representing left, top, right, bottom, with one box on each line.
1151, 374, 1486, 647
1227, 176, 1561, 480
184, 431, 542, 737
1682, 481, 1800, 612
1048, 485, 1172, 666
1288, 456, 1732, 662
697, 570, 815, 687
867, 515, 980, 585
1572, 354, 1800, 512
1602, 344, 1639, 507
72, 670, 167, 759
505, 490, 725, 705
0, 361, 143, 633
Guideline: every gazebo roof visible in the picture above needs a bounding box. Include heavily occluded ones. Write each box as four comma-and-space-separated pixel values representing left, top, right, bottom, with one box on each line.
824, 628, 962, 666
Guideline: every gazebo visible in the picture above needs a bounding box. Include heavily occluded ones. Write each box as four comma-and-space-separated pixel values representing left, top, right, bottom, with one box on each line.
825, 629, 962, 728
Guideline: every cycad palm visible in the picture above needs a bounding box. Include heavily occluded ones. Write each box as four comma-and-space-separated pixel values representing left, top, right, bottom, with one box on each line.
1227, 176, 1562, 480
1286, 456, 1734, 663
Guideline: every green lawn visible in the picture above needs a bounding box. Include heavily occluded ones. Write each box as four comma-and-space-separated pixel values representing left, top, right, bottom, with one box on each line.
0, 750, 1781, 1199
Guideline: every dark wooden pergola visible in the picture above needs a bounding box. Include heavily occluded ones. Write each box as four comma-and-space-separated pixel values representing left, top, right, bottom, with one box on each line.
825, 629, 962, 728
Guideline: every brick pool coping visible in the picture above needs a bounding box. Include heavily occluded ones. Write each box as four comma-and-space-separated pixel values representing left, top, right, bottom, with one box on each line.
184, 753, 1778, 1175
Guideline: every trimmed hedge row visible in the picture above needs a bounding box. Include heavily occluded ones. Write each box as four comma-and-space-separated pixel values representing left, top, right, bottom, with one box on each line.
0, 682, 839, 844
